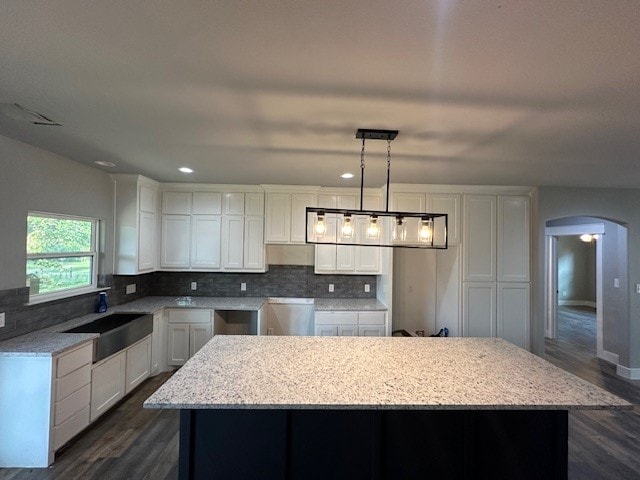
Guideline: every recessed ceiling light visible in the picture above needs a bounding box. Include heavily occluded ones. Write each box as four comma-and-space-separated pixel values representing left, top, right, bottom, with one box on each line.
179, 167, 194, 173
340, 172, 354, 179
94, 160, 116, 167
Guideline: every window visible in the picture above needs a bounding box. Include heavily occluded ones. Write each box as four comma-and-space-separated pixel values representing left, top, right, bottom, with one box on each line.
26, 212, 98, 299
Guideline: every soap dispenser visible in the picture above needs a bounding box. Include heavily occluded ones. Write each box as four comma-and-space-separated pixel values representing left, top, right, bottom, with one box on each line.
97, 292, 108, 313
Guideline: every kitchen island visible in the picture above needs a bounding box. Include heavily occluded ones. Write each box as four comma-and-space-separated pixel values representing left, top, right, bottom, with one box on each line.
145, 336, 630, 479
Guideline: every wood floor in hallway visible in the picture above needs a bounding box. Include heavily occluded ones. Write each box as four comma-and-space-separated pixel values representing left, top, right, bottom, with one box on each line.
546, 306, 640, 479
1, 308, 638, 479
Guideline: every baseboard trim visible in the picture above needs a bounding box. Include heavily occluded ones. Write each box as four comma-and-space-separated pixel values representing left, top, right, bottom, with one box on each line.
600, 350, 619, 365
616, 364, 640, 380
558, 300, 596, 308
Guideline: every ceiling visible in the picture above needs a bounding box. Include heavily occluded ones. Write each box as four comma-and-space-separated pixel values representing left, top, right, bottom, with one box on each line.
1, 1, 639, 188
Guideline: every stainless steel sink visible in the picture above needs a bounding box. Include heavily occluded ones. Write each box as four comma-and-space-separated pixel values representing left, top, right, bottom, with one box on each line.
64, 312, 153, 362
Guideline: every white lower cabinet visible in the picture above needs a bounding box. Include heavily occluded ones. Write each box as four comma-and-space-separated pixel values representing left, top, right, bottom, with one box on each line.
463, 282, 530, 349
314, 311, 387, 337
125, 336, 152, 394
166, 309, 214, 366
497, 283, 530, 350
90, 335, 152, 422
151, 311, 163, 374
91, 350, 127, 422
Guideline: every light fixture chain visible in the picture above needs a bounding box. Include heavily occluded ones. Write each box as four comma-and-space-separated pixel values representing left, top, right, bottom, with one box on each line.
360, 137, 366, 210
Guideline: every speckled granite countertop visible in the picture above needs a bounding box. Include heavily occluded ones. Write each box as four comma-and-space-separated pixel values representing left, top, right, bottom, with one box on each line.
314, 298, 387, 311
0, 332, 98, 357
143, 336, 632, 411
0, 296, 386, 357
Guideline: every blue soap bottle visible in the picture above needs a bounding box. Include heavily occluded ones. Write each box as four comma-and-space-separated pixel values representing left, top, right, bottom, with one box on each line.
97, 292, 108, 313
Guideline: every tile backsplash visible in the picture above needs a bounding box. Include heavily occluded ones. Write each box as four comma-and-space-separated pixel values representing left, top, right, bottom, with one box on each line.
0, 266, 376, 341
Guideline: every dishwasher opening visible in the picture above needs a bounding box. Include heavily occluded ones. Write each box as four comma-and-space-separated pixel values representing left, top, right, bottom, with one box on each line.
214, 310, 258, 335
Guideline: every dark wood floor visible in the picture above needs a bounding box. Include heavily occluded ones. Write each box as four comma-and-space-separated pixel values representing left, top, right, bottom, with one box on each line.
2, 309, 639, 479
0, 373, 179, 480
546, 306, 640, 479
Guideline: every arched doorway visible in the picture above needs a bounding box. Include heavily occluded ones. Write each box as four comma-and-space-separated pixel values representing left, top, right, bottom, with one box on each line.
544, 216, 628, 364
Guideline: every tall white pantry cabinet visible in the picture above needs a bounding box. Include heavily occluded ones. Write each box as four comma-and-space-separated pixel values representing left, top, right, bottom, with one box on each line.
462, 194, 531, 349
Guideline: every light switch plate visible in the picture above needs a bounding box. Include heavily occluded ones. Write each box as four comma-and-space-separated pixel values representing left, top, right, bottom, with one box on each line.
241, 283, 247, 291
364, 284, 370, 293
614, 278, 620, 288
636, 284, 640, 294
126, 283, 136, 294
328, 284, 334, 292
0, 312, 5, 328
191, 282, 197, 290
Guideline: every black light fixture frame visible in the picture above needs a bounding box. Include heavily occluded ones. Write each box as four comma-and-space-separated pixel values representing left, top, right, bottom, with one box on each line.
305, 128, 448, 249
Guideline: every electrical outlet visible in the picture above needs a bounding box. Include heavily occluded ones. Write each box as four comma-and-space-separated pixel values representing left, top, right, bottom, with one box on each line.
408, 285, 414, 294
328, 284, 334, 292
614, 278, 620, 288
636, 284, 640, 294
267, 328, 274, 335
241, 282, 247, 291
364, 284, 370, 293
125, 283, 136, 294
0, 312, 5, 328
191, 282, 197, 290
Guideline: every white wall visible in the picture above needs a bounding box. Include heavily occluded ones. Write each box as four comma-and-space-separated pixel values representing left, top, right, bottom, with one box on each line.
0, 135, 115, 290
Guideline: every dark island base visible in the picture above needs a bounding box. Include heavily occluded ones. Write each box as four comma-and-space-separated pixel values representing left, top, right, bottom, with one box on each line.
179, 409, 568, 480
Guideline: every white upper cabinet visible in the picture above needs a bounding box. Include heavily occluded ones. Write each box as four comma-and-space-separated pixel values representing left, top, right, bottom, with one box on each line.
291, 193, 316, 243
429, 194, 461, 245
192, 193, 222, 214
161, 215, 191, 268
113, 174, 160, 275
463, 195, 497, 281
160, 188, 266, 272
223, 192, 245, 215
265, 193, 291, 243
162, 192, 192, 214
190, 215, 221, 269
497, 196, 530, 282
390, 191, 460, 245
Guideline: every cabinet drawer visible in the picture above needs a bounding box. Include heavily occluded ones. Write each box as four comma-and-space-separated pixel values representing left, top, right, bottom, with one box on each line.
56, 364, 91, 402
54, 405, 90, 450
167, 309, 212, 324
314, 312, 358, 325
56, 342, 93, 378
358, 325, 386, 337
358, 312, 385, 325
55, 383, 91, 426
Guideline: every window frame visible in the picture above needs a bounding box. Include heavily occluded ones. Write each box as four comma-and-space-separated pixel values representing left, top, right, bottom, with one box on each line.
26, 211, 99, 302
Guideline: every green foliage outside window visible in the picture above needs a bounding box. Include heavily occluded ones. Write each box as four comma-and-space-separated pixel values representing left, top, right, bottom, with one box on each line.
27, 214, 96, 296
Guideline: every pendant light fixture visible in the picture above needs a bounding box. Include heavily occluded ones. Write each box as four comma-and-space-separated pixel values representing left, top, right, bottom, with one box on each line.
306, 129, 448, 249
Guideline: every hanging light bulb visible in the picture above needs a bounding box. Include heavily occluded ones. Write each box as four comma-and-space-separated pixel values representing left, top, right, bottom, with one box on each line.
314, 212, 326, 236
367, 215, 380, 239
419, 217, 432, 243
341, 214, 353, 238
392, 216, 406, 241
579, 234, 594, 243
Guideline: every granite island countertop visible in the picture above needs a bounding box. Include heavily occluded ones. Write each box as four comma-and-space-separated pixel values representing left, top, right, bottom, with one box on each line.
143, 336, 632, 411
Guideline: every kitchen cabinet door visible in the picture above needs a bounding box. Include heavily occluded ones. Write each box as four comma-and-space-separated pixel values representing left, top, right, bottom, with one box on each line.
291, 193, 316, 243
463, 195, 496, 281
337, 325, 358, 336
125, 336, 151, 394
161, 215, 191, 268
358, 325, 385, 337
189, 323, 213, 357
151, 312, 162, 374
497, 283, 530, 350
222, 216, 245, 269
162, 192, 192, 214
139, 184, 157, 213
244, 215, 265, 270
167, 323, 190, 366
265, 193, 291, 243
191, 215, 221, 269
462, 282, 497, 338
430, 193, 461, 245
90, 351, 126, 422
245, 193, 264, 216
497, 196, 530, 282
137, 212, 156, 271
223, 193, 245, 215
315, 325, 338, 336
192, 192, 222, 214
